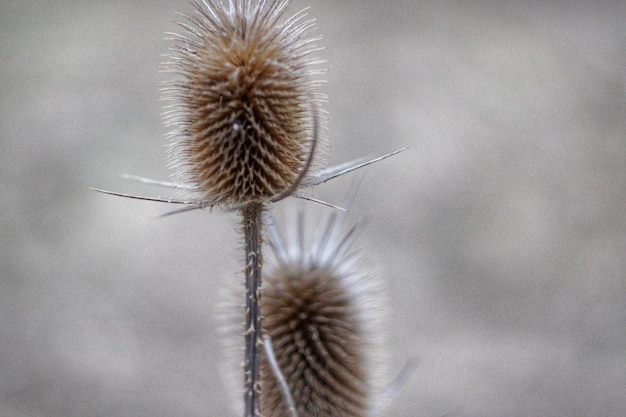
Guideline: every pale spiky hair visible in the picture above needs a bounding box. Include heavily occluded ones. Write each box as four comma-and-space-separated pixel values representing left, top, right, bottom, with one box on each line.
163, 0, 326, 209
260, 199, 387, 417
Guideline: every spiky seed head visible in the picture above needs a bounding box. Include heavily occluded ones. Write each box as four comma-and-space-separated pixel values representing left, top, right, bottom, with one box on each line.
262, 266, 367, 417
259, 204, 387, 417
163, 0, 326, 208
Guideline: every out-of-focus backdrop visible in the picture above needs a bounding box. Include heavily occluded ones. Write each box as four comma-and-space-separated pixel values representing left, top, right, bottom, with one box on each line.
1, 1, 625, 416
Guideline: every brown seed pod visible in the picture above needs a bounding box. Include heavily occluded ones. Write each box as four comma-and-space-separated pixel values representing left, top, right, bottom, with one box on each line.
163, 0, 326, 209
259, 202, 387, 417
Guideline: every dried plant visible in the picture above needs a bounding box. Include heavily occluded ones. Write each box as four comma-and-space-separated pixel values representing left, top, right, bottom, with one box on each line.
260, 197, 386, 417
163, 3, 327, 415
162, 0, 327, 209
91, 0, 406, 416
220, 193, 416, 417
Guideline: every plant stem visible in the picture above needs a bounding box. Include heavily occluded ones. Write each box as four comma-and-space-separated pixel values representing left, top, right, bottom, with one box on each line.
242, 202, 263, 417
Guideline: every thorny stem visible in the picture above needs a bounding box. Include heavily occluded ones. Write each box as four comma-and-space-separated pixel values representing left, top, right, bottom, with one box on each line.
242, 202, 263, 417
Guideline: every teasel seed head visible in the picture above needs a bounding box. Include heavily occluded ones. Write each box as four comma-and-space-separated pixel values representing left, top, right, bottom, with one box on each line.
259, 201, 387, 417
162, 0, 327, 209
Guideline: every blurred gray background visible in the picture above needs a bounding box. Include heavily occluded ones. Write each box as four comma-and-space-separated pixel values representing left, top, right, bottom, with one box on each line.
1, 0, 625, 416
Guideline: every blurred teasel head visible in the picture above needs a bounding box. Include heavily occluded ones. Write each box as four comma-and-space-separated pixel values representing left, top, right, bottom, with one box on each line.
162, 0, 327, 209
259, 201, 387, 417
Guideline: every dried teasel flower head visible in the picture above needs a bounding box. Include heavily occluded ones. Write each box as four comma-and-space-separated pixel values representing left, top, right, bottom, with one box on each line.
162, 0, 327, 209
259, 200, 387, 417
